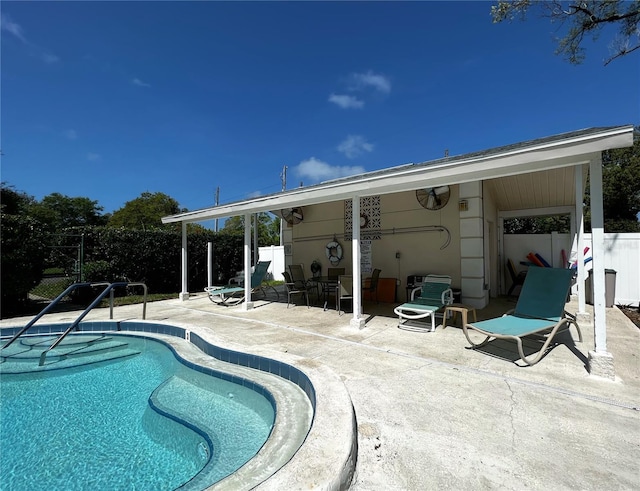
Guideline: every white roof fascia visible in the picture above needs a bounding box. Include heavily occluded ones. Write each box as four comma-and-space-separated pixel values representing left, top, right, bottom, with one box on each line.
162, 126, 634, 224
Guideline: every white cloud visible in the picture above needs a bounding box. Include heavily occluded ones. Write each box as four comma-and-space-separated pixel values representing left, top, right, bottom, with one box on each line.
132, 78, 151, 88
328, 93, 364, 109
1, 13, 26, 43
349, 70, 391, 94
337, 135, 374, 159
294, 157, 365, 183
1, 13, 59, 63
64, 129, 78, 140
87, 153, 101, 161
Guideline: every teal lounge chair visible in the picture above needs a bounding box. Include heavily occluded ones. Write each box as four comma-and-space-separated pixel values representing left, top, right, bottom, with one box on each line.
394, 275, 453, 332
463, 267, 582, 366
205, 260, 277, 306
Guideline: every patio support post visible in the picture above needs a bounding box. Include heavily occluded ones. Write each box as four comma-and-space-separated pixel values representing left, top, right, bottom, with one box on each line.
243, 213, 254, 310
179, 221, 189, 301
574, 164, 588, 320
350, 195, 365, 329
587, 155, 614, 379
207, 241, 213, 289
253, 213, 259, 266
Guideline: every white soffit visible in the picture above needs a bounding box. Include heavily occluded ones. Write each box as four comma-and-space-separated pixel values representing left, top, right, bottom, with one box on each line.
162, 125, 634, 224
487, 166, 579, 211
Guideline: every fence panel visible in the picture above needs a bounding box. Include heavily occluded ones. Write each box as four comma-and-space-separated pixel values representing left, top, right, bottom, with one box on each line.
258, 245, 285, 281
504, 233, 639, 306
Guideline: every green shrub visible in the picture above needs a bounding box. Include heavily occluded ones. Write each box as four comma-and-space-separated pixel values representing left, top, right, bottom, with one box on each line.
59, 226, 245, 294
82, 260, 114, 283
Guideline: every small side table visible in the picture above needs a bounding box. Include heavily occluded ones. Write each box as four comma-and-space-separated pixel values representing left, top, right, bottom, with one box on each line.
442, 303, 477, 329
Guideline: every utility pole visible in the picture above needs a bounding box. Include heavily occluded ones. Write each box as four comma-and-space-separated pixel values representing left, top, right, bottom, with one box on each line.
279, 165, 287, 246
208, 186, 221, 288
281, 165, 287, 191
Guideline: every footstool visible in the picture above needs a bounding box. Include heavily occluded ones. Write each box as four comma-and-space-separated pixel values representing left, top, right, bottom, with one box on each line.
442, 303, 477, 329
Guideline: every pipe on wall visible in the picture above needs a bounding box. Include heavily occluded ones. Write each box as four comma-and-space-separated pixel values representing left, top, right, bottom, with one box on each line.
292, 225, 451, 250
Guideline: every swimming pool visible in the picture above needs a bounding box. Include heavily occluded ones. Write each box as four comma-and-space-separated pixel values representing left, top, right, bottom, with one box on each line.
0, 322, 315, 490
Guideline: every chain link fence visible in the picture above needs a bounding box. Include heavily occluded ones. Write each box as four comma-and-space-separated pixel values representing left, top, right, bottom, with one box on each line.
29, 234, 84, 305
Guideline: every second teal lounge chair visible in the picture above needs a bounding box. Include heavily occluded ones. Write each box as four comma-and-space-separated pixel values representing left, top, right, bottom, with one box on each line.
463, 267, 581, 366
205, 260, 277, 306
394, 275, 454, 332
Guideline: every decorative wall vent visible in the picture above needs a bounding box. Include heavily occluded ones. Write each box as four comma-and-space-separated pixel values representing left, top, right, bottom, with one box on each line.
345, 196, 381, 240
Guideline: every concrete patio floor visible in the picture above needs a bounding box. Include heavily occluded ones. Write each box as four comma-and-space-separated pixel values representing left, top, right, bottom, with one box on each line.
2, 290, 638, 490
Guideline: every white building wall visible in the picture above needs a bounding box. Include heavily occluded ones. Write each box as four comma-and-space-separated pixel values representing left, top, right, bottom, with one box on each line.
287, 188, 462, 300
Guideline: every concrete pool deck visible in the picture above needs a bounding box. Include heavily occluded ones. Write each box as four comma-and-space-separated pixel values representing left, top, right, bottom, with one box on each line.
2, 292, 639, 490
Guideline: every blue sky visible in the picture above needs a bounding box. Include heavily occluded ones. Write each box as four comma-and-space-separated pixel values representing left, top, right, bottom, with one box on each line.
1, 1, 638, 218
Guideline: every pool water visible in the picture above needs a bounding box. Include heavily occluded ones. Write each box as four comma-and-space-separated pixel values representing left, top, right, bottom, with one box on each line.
0, 334, 275, 490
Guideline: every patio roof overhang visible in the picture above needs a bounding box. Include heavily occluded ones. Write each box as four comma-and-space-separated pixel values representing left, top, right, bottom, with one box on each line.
162, 125, 634, 224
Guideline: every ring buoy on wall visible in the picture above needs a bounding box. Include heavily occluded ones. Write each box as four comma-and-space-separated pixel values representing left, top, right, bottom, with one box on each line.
326, 240, 343, 266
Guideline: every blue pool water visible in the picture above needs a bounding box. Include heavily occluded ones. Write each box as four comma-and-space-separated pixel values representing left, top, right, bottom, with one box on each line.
0, 334, 275, 490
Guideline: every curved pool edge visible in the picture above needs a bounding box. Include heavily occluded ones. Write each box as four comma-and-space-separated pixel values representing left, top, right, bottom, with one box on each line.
252, 361, 358, 491
158, 322, 359, 491
0, 319, 358, 491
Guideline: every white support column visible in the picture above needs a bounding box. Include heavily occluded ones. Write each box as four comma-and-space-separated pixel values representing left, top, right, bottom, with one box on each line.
253, 213, 259, 265
350, 196, 365, 329
179, 221, 189, 301
243, 213, 254, 310
459, 182, 487, 309
574, 164, 588, 320
207, 241, 213, 289
587, 155, 614, 379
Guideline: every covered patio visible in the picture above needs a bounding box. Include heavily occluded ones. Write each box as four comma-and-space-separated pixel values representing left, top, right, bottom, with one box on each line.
162, 125, 634, 379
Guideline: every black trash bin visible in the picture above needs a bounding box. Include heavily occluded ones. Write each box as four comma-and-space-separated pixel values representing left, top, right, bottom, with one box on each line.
585, 269, 617, 307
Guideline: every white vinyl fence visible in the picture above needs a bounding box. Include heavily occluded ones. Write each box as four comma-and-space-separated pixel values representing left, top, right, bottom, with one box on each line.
258, 245, 285, 281
504, 233, 640, 307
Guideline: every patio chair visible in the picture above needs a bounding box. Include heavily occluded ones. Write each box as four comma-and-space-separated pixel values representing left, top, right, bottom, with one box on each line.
462, 267, 582, 366
282, 271, 310, 308
363, 268, 381, 303
394, 275, 453, 332
337, 275, 353, 315
507, 258, 527, 296
205, 260, 276, 306
289, 264, 319, 301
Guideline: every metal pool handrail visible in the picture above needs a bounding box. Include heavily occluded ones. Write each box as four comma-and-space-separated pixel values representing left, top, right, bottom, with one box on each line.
37, 282, 133, 366
2, 281, 148, 352
2, 282, 95, 349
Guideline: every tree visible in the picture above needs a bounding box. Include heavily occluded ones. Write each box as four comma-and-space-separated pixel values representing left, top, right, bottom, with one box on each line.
108, 192, 184, 230
0, 184, 47, 315
504, 215, 571, 234
491, 1, 640, 65
28, 192, 108, 232
220, 212, 280, 246
1, 182, 36, 215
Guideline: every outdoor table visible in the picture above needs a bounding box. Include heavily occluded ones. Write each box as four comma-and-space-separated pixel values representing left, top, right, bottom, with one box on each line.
314, 276, 339, 310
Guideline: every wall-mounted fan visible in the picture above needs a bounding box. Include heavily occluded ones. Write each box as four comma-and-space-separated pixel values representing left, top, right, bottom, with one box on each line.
281, 207, 304, 225
416, 186, 450, 211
